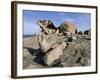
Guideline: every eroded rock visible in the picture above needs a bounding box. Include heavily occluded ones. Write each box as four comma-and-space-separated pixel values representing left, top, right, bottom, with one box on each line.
23, 20, 91, 69
78, 31, 83, 35
37, 20, 57, 34
58, 21, 77, 34
84, 29, 91, 35
43, 42, 66, 66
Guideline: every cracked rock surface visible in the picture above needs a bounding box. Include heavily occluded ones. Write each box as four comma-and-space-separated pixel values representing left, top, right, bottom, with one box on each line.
23, 20, 91, 69
23, 34, 91, 69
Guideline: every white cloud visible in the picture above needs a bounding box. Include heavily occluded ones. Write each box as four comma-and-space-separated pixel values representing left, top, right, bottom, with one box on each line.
63, 18, 75, 22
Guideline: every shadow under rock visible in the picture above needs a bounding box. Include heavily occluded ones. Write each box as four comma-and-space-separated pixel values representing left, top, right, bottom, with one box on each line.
24, 47, 46, 65
33, 55, 46, 65
24, 47, 42, 56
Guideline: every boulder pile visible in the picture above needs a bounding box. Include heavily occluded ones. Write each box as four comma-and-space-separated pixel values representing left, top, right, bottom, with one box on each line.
23, 19, 91, 69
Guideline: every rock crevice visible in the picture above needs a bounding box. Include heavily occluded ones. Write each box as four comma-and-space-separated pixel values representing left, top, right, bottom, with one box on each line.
23, 20, 91, 69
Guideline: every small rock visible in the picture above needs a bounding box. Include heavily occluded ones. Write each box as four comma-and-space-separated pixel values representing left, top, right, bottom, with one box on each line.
72, 36, 77, 40
78, 31, 83, 35
84, 29, 91, 35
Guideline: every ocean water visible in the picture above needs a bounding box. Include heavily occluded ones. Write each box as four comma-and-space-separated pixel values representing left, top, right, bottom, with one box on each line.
23, 35, 34, 38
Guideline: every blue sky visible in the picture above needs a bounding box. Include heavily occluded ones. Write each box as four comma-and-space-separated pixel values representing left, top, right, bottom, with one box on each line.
23, 10, 91, 35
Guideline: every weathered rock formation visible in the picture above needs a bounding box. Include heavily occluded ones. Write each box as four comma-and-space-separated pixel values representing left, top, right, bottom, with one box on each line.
37, 20, 57, 34
23, 20, 91, 69
58, 21, 77, 34
38, 34, 63, 53
43, 42, 66, 66
84, 29, 91, 35
78, 31, 83, 35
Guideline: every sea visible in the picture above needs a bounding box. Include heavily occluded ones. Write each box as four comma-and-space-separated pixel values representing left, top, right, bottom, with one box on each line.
23, 35, 34, 38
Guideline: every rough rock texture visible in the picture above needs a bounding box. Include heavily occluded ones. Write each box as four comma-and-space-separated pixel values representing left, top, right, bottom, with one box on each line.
37, 20, 57, 34
61, 35, 91, 67
23, 20, 91, 69
38, 34, 65, 53
43, 42, 66, 66
23, 34, 91, 69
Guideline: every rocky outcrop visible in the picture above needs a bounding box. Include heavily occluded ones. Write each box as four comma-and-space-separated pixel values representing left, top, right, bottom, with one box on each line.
58, 21, 77, 34
37, 20, 56, 29
23, 20, 91, 69
84, 29, 91, 35
43, 42, 66, 66
37, 20, 57, 34
38, 34, 63, 53
78, 31, 83, 35
61, 36, 91, 67
37, 20, 77, 35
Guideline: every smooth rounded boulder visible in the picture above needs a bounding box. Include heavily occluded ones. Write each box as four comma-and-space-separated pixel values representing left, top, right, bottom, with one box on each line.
58, 21, 77, 34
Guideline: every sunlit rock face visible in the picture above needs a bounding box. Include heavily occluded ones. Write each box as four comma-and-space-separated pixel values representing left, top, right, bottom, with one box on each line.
23, 20, 91, 69
58, 21, 77, 34
37, 20, 57, 34
43, 42, 66, 66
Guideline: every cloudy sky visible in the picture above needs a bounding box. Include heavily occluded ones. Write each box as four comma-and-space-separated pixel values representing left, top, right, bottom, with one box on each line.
23, 10, 91, 35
